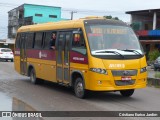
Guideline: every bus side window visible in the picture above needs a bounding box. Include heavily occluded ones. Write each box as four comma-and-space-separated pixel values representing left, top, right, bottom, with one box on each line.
26, 33, 34, 49
15, 34, 21, 49
20, 33, 26, 49
43, 32, 52, 49
72, 30, 86, 55
34, 32, 43, 49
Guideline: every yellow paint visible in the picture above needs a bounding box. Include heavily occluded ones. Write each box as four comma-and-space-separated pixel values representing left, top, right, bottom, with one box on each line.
14, 17, 147, 92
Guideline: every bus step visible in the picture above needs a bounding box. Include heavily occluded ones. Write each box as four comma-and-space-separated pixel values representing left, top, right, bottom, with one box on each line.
58, 82, 69, 87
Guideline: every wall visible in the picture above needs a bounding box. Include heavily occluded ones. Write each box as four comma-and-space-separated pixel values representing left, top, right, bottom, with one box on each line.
131, 14, 153, 30
24, 4, 61, 23
8, 9, 19, 38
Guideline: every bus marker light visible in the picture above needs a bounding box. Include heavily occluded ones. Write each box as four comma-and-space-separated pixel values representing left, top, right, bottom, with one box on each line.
98, 80, 102, 84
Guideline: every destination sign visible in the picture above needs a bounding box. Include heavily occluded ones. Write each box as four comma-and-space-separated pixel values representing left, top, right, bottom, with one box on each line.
91, 28, 127, 34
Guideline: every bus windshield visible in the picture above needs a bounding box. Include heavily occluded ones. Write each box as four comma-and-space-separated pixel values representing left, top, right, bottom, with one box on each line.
85, 24, 144, 58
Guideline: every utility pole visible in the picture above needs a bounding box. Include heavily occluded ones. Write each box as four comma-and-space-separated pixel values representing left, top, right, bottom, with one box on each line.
71, 11, 77, 20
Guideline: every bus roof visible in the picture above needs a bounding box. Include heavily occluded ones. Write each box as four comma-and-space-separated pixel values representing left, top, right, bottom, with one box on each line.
17, 17, 127, 32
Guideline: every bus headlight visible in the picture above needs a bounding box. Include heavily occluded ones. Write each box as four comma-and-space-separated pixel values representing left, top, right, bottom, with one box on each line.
90, 68, 107, 75
140, 67, 147, 73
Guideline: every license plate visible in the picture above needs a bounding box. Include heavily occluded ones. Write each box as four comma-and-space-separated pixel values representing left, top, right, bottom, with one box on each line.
121, 76, 131, 81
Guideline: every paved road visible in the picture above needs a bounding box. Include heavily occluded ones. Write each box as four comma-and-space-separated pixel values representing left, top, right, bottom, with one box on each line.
0, 62, 160, 120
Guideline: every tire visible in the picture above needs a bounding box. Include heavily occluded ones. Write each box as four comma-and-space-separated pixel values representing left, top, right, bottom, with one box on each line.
74, 78, 86, 99
120, 89, 134, 97
30, 68, 37, 84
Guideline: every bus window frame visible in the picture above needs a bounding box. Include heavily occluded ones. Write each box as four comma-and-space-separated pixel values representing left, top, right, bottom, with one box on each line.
34, 32, 44, 49
71, 28, 87, 56
84, 23, 144, 60
55, 29, 81, 51
26, 32, 35, 49
20, 33, 26, 49
15, 33, 21, 49
16, 28, 87, 52
43, 31, 58, 50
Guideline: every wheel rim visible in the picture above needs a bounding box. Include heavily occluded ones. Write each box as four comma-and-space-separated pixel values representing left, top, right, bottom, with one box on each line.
76, 82, 84, 97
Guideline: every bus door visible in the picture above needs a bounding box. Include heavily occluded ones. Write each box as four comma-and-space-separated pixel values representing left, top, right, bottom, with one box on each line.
20, 33, 27, 75
56, 32, 72, 84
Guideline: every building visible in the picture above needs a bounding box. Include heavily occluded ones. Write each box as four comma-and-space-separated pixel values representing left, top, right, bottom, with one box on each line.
126, 9, 160, 60
8, 4, 62, 38
0, 39, 14, 51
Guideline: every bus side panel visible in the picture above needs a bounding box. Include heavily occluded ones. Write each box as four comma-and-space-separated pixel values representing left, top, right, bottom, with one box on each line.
14, 49, 21, 74
27, 60, 57, 82
26, 49, 57, 82
27, 59, 43, 79
70, 63, 89, 87
14, 56, 21, 73
70, 51, 89, 88
41, 61, 56, 82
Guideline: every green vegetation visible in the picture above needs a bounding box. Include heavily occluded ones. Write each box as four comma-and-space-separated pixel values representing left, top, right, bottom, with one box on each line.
148, 49, 160, 61
155, 72, 160, 78
147, 79, 152, 87
147, 77, 160, 88
103, 15, 119, 20
130, 22, 141, 31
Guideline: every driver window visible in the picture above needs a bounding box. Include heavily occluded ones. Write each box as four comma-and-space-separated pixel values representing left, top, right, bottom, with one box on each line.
72, 29, 86, 55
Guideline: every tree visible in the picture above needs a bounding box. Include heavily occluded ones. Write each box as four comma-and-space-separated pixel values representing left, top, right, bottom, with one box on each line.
103, 15, 119, 20
114, 17, 119, 20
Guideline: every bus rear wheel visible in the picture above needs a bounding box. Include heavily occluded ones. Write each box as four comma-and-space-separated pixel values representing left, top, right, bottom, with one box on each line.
120, 89, 134, 97
30, 68, 37, 84
74, 78, 86, 99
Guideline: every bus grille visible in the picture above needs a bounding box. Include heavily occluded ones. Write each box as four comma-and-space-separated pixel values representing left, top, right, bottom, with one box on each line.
115, 80, 135, 86
111, 70, 137, 76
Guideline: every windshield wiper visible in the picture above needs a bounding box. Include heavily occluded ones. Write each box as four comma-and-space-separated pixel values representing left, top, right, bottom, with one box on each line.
96, 50, 125, 58
119, 49, 143, 56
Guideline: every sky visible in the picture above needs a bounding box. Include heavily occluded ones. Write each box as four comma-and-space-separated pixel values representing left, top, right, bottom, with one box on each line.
1, 0, 160, 39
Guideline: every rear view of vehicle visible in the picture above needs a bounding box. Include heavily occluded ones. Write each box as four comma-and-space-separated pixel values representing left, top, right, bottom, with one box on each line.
0, 48, 14, 62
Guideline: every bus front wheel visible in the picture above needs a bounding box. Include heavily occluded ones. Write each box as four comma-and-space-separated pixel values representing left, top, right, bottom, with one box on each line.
120, 89, 134, 97
74, 78, 86, 99
30, 69, 37, 84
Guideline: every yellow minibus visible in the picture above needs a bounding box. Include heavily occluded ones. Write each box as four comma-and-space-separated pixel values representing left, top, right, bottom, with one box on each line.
14, 17, 147, 98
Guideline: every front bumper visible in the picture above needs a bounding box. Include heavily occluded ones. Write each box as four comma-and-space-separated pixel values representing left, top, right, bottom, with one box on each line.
85, 70, 147, 91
